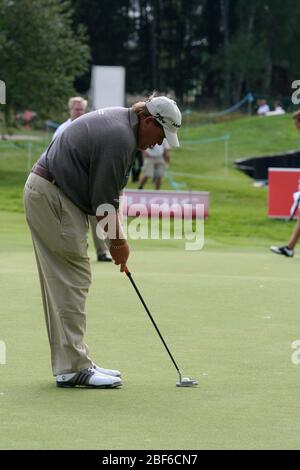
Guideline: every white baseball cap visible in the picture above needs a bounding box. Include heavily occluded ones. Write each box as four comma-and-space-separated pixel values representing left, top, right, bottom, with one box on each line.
145, 96, 182, 148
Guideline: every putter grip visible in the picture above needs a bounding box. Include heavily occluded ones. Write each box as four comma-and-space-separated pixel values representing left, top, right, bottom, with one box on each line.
124, 266, 130, 276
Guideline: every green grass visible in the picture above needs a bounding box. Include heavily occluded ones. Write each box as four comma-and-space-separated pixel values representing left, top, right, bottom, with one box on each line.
0, 114, 298, 246
1, 212, 300, 449
1, 115, 300, 449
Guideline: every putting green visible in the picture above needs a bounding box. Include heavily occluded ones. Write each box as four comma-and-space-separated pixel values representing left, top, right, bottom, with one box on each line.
1, 212, 300, 449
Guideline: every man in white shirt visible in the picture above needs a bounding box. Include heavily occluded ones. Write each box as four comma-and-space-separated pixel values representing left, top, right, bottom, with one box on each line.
138, 139, 170, 190
257, 99, 270, 116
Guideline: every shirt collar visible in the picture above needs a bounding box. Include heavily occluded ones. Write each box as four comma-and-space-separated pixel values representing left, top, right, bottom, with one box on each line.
128, 108, 139, 143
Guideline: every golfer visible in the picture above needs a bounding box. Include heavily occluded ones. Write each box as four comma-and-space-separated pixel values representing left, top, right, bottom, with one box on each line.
24, 95, 182, 389
270, 110, 300, 257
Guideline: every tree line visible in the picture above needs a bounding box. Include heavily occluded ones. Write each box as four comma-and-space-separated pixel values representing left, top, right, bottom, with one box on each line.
1, 0, 300, 124
72, 0, 300, 106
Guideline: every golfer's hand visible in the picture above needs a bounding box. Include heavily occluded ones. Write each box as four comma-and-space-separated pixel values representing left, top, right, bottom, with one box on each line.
109, 240, 130, 272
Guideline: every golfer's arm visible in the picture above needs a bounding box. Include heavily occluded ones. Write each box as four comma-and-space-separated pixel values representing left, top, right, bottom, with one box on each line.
163, 149, 170, 163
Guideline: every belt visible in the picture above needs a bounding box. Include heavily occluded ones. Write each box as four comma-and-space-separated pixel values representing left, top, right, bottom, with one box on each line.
31, 165, 56, 184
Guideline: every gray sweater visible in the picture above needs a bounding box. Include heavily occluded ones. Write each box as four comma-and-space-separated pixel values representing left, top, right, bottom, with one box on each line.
37, 107, 138, 214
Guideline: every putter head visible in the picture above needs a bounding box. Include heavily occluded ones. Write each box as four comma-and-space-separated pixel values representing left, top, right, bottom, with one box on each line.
176, 377, 198, 388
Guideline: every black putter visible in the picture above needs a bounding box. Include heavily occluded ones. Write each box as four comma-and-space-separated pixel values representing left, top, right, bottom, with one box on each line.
124, 267, 198, 388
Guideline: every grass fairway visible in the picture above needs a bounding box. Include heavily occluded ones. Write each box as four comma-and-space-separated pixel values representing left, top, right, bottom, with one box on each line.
1, 115, 300, 449
1, 212, 300, 450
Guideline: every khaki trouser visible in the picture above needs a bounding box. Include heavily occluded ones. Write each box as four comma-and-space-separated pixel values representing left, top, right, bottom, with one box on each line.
88, 215, 110, 256
141, 157, 167, 179
24, 173, 93, 375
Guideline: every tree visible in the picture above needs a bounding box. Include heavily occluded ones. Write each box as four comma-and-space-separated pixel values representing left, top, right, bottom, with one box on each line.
71, 0, 135, 92
206, 0, 300, 107
220, 0, 230, 107
0, 0, 90, 126
18, 0, 300, 111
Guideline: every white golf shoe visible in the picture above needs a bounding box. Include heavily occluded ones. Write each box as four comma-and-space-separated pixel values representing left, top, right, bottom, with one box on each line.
92, 364, 121, 377
56, 367, 122, 389
270, 245, 294, 257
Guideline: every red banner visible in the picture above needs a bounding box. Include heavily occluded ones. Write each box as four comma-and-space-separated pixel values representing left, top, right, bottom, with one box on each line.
268, 168, 300, 219
121, 189, 209, 219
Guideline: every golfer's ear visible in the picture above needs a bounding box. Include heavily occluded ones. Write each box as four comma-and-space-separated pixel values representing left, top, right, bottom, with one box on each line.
143, 115, 155, 125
